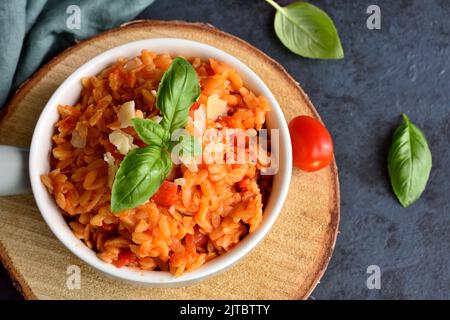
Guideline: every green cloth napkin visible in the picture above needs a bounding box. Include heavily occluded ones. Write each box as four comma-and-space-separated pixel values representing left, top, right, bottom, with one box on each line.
0, 0, 154, 108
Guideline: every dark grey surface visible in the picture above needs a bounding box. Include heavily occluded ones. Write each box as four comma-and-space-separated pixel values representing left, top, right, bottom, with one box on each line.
1, 0, 449, 300
0, 263, 22, 300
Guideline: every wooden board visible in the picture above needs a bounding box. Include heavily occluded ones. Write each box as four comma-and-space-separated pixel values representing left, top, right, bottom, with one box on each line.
0, 20, 340, 300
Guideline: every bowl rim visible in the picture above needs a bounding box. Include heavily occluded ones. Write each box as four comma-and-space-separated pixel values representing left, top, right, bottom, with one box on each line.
29, 38, 292, 286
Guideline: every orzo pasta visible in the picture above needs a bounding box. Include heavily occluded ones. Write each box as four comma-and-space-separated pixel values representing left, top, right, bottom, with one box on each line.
41, 51, 272, 276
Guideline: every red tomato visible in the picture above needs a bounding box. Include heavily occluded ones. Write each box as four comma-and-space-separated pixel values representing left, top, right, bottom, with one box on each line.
185, 234, 196, 252
151, 181, 179, 207
238, 177, 250, 190
288, 116, 334, 172
189, 102, 200, 117
113, 249, 136, 268
193, 227, 209, 247
190, 102, 200, 112
101, 222, 116, 232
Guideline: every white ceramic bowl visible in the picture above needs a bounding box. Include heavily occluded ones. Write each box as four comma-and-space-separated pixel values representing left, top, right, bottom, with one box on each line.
27, 38, 292, 286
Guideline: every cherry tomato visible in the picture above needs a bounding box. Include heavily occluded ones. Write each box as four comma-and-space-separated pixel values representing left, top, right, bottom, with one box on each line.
151, 180, 179, 207
113, 249, 136, 268
288, 115, 334, 172
193, 226, 209, 247
190, 102, 200, 112
189, 102, 200, 117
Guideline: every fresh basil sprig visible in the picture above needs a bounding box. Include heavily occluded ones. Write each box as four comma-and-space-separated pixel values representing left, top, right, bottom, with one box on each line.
132, 118, 170, 147
265, 0, 344, 60
388, 114, 432, 208
157, 57, 201, 132
111, 57, 200, 212
111, 146, 172, 212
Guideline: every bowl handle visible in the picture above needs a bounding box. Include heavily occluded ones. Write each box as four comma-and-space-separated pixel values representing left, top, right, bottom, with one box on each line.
0, 145, 31, 195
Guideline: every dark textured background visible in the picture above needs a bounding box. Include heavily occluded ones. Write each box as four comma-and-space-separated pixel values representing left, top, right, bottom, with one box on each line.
1, 0, 450, 300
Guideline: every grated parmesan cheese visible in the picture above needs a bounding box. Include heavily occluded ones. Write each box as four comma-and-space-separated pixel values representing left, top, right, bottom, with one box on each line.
103, 152, 117, 189
151, 115, 162, 123
174, 178, 186, 187
71, 128, 86, 148
109, 129, 137, 155
118, 101, 136, 128
206, 93, 227, 121
193, 104, 206, 136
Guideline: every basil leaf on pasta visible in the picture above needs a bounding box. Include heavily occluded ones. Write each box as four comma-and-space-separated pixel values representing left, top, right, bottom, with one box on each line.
111, 146, 172, 212
156, 57, 200, 132
132, 118, 169, 147
111, 57, 201, 212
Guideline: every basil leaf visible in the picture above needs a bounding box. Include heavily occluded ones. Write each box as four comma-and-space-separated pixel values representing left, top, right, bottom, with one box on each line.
388, 114, 432, 208
111, 146, 172, 212
110, 57, 201, 212
266, 0, 344, 59
156, 57, 200, 132
132, 118, 169, 147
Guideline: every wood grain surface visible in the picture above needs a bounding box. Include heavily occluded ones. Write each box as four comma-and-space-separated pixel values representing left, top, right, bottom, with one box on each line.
0, 20, 339, 300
